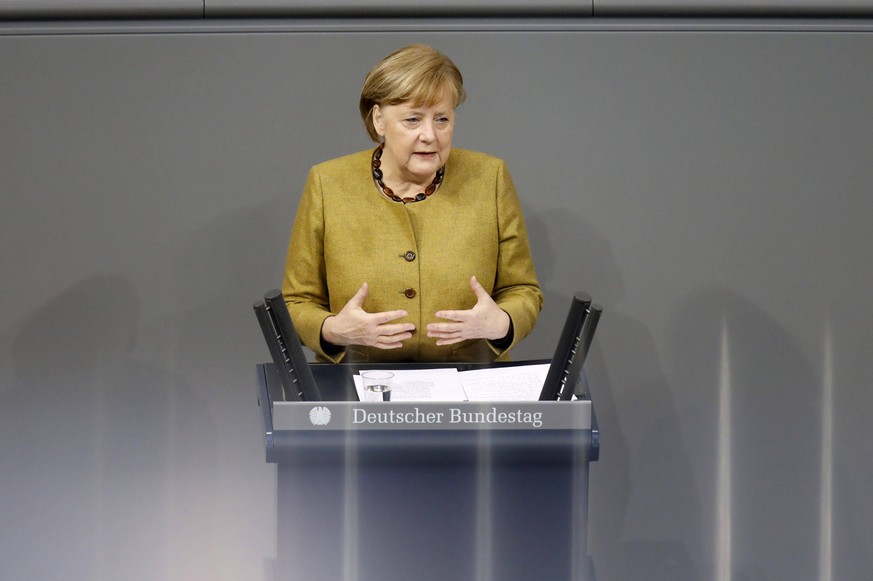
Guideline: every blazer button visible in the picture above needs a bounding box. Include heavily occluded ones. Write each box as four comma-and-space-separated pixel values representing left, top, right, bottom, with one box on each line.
404, 288, 417, 299
404, 250, 416, 262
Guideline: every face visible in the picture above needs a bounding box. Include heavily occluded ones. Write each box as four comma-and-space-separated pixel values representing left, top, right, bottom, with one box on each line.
372, 95, 455, 188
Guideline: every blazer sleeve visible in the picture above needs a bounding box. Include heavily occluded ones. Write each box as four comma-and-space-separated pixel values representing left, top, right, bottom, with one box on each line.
281, 167, 344, 362
488, 160, 544, 356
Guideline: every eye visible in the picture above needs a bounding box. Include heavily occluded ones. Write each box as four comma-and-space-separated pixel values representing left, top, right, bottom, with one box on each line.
435, 116, 450, 127
403, 116, 421, 127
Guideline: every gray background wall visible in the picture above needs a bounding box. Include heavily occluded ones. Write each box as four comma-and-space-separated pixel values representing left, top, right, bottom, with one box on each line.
2, 17, 872, 581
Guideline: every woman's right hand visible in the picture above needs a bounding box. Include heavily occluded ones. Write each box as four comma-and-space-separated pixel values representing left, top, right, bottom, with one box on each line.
321, 283, 415, 349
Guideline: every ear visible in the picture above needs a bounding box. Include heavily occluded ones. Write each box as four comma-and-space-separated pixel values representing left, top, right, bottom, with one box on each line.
372, 105, 385, 137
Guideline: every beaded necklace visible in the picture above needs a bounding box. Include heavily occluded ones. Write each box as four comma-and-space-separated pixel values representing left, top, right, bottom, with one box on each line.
371, 143, 445, 204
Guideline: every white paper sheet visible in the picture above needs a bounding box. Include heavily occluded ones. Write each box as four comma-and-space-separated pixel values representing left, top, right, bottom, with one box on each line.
354, 363, 552, 402
459, 363, 551, 401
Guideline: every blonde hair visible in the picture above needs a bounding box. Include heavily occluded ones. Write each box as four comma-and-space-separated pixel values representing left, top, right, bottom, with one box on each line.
359, 45, 466, 142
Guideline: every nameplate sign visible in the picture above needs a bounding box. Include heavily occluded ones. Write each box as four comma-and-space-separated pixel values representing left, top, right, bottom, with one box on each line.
271, 401, 591, 431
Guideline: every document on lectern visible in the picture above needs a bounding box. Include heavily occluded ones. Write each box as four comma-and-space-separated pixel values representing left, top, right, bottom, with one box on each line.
459, 363, 550, 401
353, 363, 551, 402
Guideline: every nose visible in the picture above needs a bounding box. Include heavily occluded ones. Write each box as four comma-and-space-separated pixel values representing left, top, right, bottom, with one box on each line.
418, 119, 436, 142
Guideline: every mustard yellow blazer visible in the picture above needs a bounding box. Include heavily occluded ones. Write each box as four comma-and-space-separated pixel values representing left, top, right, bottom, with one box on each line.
282, 148, 543, 363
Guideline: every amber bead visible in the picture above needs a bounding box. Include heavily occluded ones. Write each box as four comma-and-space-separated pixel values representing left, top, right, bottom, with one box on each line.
372, 144, 444, 205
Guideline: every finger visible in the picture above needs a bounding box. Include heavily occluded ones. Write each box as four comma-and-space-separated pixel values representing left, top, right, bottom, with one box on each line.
435, 336, 464, 346
373, 329, 413, 348
433, 310, 468, 322
427, 330, 457, 339
372, 310, 410, 325
470, 275, 492, 301
470, 276, 494, 305
348, 282, 369, 308
374, 339, 405, 349
427, 330, 464, 342
379, 323, 416, 337
427, 322, 462, 334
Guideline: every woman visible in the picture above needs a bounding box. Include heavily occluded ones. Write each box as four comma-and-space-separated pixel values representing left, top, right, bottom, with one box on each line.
282, 44, 542, 363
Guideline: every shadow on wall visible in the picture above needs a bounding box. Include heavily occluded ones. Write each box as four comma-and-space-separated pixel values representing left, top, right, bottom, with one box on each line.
525, 207, 703, 580
527, 205, 827, 579
134, 196, 293, 378
129, 198, 308, 581
517, 204, 624, 359
0, 275, 216, 581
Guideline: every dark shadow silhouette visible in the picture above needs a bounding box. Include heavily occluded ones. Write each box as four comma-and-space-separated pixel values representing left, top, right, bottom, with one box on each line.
0, 275, 215, 581
133, 199, 296, 579
524, 207, 703, 580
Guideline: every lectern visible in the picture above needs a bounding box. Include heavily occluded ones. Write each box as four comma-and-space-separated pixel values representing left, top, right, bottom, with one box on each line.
254, 291, 601, 581
257, 361, 599, 581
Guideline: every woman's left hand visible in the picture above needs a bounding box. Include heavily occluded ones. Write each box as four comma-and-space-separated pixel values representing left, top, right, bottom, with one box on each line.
426, 276, 511, 345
